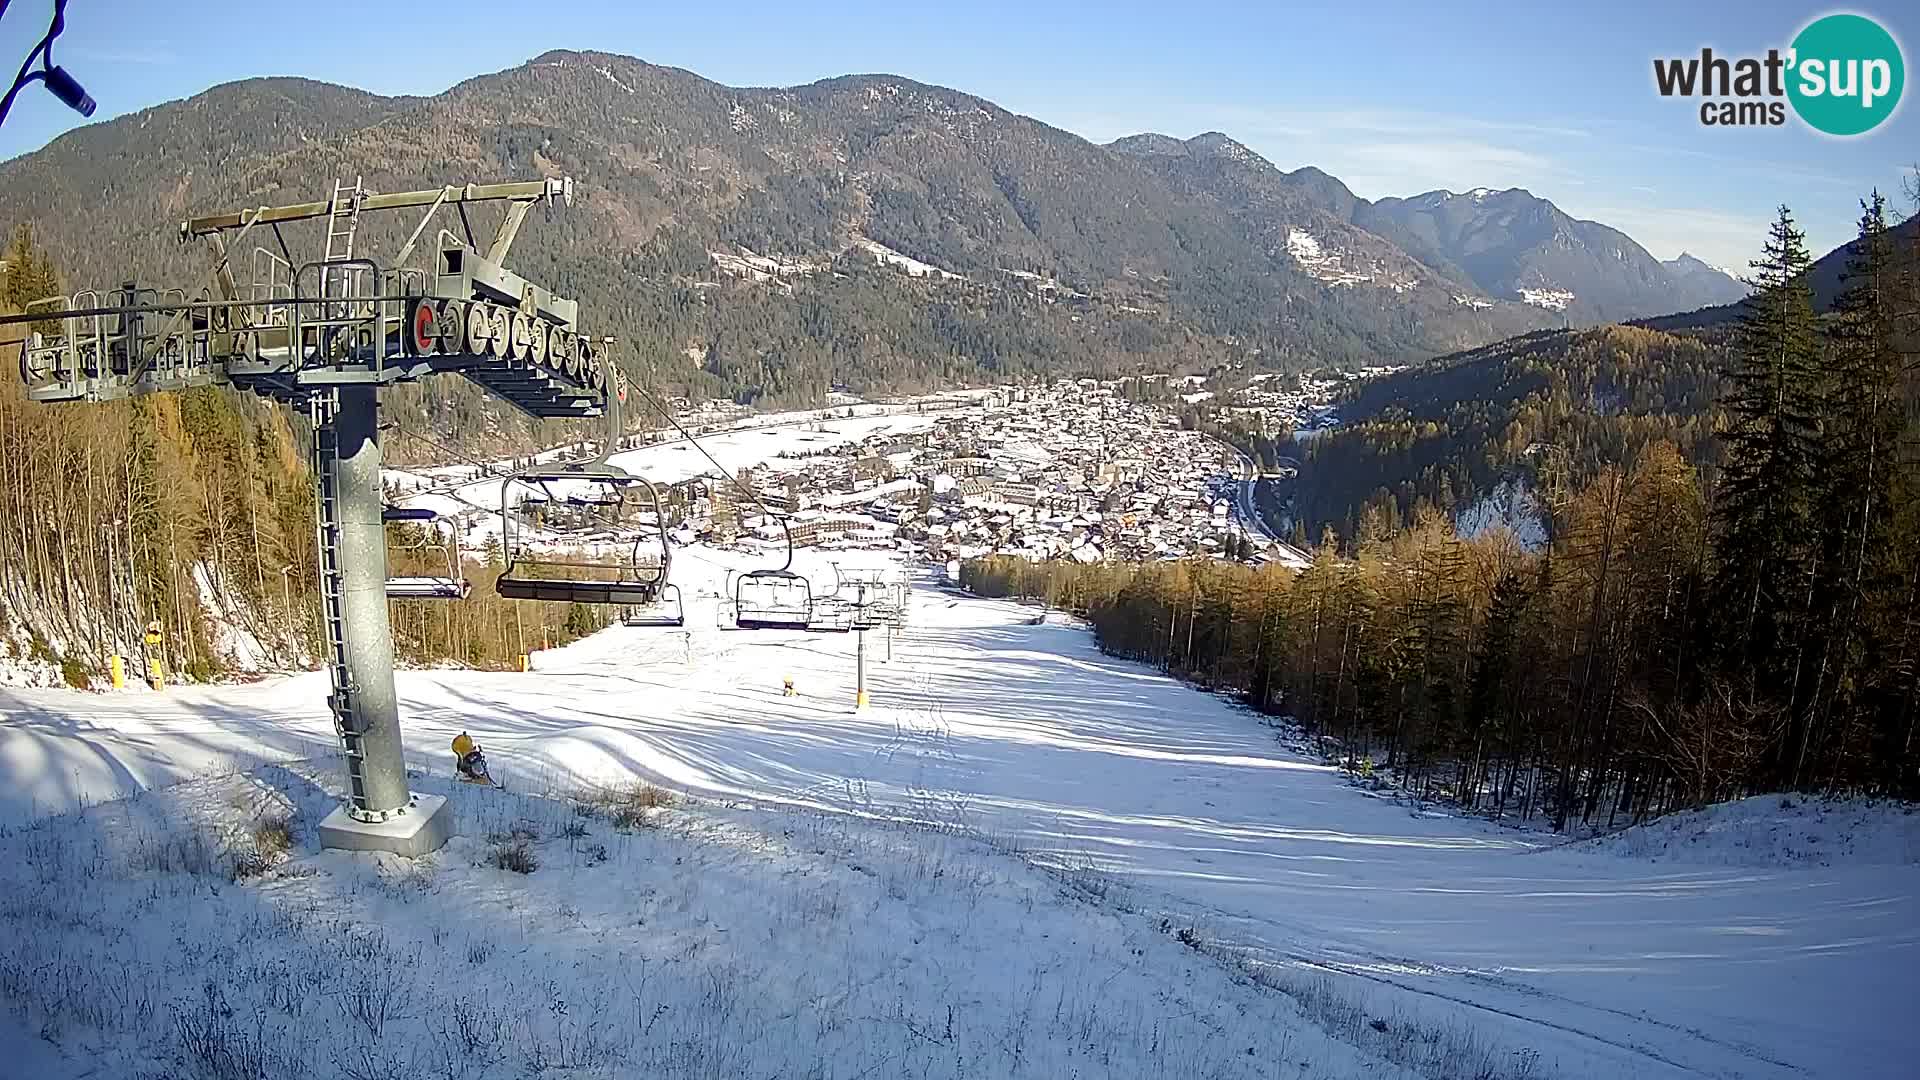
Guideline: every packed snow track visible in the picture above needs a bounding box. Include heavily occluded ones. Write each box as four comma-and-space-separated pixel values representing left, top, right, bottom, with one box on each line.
1, 550, 1913, 1079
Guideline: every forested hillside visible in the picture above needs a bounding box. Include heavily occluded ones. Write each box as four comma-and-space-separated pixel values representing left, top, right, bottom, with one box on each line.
1260, 207, 1920, 543
965, 200, 1920, 818
1284, 324, 1725, 540
0, 52, 1755, 464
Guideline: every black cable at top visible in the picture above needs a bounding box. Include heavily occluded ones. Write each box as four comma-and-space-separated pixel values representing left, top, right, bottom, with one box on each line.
0, 0, 94, 130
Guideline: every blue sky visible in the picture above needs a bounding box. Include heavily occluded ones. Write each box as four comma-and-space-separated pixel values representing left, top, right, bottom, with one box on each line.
2, 0, 1913, 270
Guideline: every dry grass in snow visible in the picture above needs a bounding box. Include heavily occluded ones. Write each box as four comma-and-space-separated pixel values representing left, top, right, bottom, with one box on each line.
0, 759, 1463, 1080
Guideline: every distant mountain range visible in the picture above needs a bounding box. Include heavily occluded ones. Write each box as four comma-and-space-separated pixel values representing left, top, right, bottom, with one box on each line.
1109, 132, 1746, 319
0, 52, 1752, 403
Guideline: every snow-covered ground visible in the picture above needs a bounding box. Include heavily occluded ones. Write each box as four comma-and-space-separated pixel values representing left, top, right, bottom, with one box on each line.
1517, 286, 1576, 311
852, 236, 966, 280
1578, 795, 1920, 869
1, 553, 1914, 1078
0, 761, 1400, 1080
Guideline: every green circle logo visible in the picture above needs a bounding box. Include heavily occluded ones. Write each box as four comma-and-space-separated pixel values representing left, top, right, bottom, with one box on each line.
1788, 13, 1904, 136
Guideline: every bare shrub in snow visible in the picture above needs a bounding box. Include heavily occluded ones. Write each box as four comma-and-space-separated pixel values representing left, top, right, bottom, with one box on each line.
576, 780, 677, 833
171, 981, 279, 1080
484, 821, 540, 845
493, 838, 538, 873
251, 815, 294, 859
335, 972, 409, 1038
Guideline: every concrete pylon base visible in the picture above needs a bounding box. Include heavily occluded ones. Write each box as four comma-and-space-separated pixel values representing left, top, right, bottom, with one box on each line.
317, 794, 454, 856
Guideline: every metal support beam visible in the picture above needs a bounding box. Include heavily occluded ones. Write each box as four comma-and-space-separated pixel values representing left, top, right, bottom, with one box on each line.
392, 186, 454, 269
486, 200, 534, 265
207, 233, 241, 304
182, 178, 572, 238
324, 386, 411, 817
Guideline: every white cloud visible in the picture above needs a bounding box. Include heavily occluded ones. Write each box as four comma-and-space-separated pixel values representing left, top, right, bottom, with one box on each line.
1558, 202, 1771, 269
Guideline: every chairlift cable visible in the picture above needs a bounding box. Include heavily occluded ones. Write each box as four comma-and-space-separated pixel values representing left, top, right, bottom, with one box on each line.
385, 423, 518, 483
625, 380, 795, 574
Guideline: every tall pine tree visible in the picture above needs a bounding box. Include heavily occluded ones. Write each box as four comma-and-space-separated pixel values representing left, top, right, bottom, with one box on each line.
1797, 194, 1905, 784
1709, 207, 1821, 774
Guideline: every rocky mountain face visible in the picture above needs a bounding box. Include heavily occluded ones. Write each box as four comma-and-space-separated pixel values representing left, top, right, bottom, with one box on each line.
1354, 188, 1748, 320
1111, 133, 1748, 323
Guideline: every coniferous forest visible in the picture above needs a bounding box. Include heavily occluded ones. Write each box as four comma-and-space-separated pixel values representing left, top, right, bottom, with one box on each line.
0, 226, 611, 683
966, 199, 1920, 821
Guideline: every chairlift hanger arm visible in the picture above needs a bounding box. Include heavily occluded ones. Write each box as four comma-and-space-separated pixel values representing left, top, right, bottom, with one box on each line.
180, 178, 573, 239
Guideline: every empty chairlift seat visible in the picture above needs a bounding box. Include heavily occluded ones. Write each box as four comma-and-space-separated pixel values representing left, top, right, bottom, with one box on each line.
385, 576, 472, 600
621, 584, 686, 628
493, 461, 682, 623
733, 570, 814, 630
805, 597, 854, 633
382, 507, 471, 600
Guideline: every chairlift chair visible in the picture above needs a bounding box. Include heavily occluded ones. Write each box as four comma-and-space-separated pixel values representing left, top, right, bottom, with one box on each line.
382, 507, 471, 600
494, 461, 678, 611
733, 568, 815, 630
621, 582, 686, 628
805, 596, 854, 634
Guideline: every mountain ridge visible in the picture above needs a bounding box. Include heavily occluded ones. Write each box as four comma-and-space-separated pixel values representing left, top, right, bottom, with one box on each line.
1, 54, 1747, 412
1108, 131, 1748, 320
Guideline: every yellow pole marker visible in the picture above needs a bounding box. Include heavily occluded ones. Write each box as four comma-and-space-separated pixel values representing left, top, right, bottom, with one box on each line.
110, 655, 125, 690
144, 620, 164, 690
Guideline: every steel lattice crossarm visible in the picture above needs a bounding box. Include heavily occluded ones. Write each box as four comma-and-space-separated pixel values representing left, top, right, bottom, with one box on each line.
3, 175, 607, 420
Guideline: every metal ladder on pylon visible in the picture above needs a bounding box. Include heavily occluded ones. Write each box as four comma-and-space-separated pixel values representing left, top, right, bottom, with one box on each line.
321, 176, 364, 320
309, 390, 370, 812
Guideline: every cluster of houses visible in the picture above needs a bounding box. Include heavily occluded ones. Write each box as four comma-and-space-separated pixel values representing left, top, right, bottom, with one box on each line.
668, 379, 1288, 567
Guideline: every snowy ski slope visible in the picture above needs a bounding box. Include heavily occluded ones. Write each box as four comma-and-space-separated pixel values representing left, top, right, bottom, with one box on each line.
0, 551, 1914, 1077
